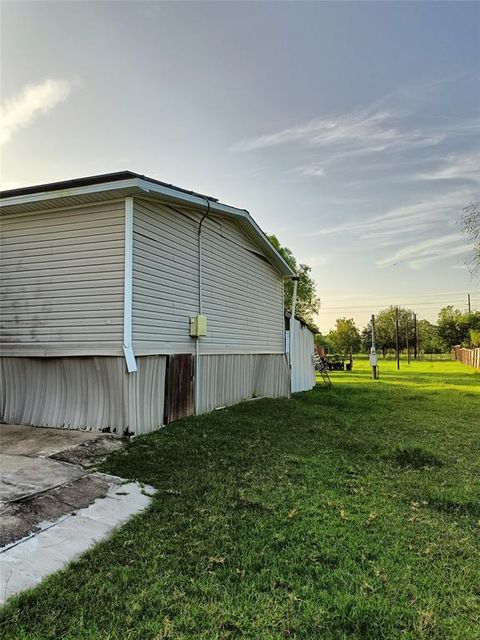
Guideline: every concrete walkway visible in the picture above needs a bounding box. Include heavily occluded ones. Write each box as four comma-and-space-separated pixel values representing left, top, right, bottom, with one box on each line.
0, 424, 154, 605
0, 423, 104, 457
0, 454, 85, 503
0, 479, 154, 605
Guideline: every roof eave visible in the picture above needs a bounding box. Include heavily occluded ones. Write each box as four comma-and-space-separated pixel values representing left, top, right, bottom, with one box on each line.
0, 176, 296, 278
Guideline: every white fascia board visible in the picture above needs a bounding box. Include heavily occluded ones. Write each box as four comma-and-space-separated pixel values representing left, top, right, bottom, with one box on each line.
0, 179, 146, 209
123, 196, 137, 373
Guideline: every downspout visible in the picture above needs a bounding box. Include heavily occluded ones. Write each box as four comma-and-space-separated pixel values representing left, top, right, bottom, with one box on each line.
194, 198, 211, 414
123, 196, 137, 373
288, 276, 300, 392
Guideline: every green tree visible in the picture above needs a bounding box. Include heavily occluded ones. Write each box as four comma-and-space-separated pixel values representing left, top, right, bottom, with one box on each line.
328, 317, 361, 354
268, 235, 320, 323
372, 307, 415, 355
417, 319, 443, 353
314, 332, 333, 352
436, 306, 471, 349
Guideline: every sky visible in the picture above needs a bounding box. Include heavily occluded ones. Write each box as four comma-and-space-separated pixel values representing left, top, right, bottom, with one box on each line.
1, 1, 479, 332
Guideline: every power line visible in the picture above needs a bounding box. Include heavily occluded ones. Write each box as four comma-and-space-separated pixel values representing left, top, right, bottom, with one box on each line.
320, 299, 478, 310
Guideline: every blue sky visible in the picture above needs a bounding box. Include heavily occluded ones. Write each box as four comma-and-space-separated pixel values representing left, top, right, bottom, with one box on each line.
1, 1, 479, 331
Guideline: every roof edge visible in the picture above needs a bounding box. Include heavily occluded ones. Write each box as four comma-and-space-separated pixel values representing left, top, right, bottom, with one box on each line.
0, 171, 296, 277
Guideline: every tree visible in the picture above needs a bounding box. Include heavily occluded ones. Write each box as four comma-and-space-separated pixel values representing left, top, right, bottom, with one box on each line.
314, 332, 333, 352
417, 319, 443, 354
327, 317, 361, 354
461, 202, 480, 277
268, 235, 320, 323
436, 306, 471, 349
360, 324, 372, 353
372, 306, 415, 356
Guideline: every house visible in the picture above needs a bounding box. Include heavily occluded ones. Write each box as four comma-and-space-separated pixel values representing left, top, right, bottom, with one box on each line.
0, 171, 297, 435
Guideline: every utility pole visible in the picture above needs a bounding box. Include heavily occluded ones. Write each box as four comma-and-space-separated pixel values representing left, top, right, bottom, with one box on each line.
413, 313, 418, 360
468, 293, 471, 314
406, 318, 410, 365
370, 314, 379, 379
395, 307, 400, 370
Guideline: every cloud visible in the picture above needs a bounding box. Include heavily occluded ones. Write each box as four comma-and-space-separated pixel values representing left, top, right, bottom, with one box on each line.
308, 188, 477, 239
0, 79, 74, 145
417, 152, 480, 183
231, 105, 443, 153
375, 233, 472, 269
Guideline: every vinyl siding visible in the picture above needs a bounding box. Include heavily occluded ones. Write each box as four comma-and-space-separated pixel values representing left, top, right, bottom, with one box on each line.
132, 198, 285, 355
0, 200, 125, 356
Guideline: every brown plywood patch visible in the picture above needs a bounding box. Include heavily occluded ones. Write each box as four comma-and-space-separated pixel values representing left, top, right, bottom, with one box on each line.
164, 354, 195, 424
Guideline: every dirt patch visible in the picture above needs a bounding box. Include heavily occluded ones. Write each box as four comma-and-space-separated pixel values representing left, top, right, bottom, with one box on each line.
0, 474, 117, 547
50, 438, 123, 468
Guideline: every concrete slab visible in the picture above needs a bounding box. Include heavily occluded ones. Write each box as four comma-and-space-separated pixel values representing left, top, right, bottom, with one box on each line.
0, 481, 155, 605
0, 455, 85, 504
0, 424, 105, 458
0, 474, 113, 547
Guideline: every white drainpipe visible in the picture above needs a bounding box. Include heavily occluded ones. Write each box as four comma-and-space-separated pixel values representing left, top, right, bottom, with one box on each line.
194, 199, 211, 414
288, 277, 299, 390
123, 196, 137, 373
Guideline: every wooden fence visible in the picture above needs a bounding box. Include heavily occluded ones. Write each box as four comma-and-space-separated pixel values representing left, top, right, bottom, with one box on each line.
452, 346, 480, 369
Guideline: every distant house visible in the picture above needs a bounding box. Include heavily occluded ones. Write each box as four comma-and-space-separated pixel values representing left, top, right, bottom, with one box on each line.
0, 171, 298, 435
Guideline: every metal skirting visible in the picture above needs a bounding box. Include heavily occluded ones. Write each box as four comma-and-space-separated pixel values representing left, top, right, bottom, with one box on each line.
0, 353, 289, 434
198, 353, 290, 414
0, 356, 166, 436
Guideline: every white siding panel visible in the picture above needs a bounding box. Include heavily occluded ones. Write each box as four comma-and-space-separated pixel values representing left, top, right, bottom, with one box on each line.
288, 318, 316, 393
132, 198, 285, 355
0, 201, 125, 356
132, 199, 198, 353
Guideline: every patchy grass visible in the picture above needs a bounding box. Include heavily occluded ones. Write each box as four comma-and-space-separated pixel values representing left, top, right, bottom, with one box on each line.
1, 359, 479, 639
389, 446, 444, 469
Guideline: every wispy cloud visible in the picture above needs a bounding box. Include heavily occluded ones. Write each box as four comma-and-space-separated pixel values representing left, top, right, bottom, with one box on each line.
417, 152, 480, 183
375, 233, 472, 269
231, 106, 442, 153
0, 79, 74, 145
308, 188, 478, 239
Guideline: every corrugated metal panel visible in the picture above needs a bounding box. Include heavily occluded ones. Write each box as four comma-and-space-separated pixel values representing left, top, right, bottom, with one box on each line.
0, 355, 167, 436
198, 353, 290, 413
132, 198, 285, 355
124, 356, 167, 435
0, 201, 125, 356
288, 319, 316, 393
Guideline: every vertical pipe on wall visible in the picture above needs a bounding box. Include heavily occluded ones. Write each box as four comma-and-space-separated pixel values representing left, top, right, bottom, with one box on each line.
123, 196, 137, 373
288, 277, 299, 391
194, 199, 211, 414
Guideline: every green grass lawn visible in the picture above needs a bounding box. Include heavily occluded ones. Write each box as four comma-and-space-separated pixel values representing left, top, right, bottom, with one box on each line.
2, 359, 479, 639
